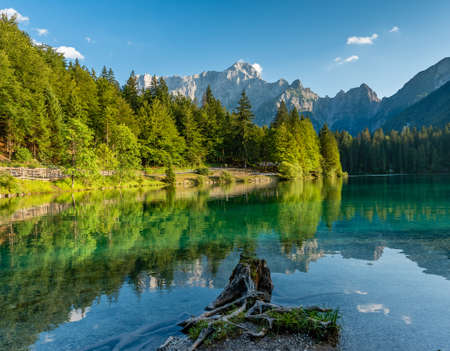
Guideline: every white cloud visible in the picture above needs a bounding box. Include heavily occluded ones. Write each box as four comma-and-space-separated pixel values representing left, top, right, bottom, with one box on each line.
32, 39, 43, 46
55, 46, 85, 60
252, 63, 262, 75
0, 8, 29, 22
334, 55, 359, 65
69, 307, 91, 322
347, 33, 378, 45
343, 55, 359, 63
43, 333, 55, 343
401, 315, 412, 325
35, 28, 48, 36
390, 26, 399, 33
354, 290, 368, 295
357, 303, 390, 315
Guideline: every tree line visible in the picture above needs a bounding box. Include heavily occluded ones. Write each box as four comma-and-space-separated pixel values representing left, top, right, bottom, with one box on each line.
336, 125, 450, 174
0, 16, 343, 182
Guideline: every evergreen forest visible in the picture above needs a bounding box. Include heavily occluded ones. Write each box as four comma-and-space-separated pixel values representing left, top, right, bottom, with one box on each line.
1, 16, 448, 182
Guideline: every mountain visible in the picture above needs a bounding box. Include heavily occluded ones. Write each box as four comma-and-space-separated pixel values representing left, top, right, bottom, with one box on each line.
371, 57, 450, 130
137, 61, 319, 126
383, 80, 450, 130
137, 58, 450, 133
313, 84, 381, 134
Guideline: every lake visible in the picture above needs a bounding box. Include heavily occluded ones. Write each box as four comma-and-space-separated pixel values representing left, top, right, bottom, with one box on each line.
0, 175, 449, 351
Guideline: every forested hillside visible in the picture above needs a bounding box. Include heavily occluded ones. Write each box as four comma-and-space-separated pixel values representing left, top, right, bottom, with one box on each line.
383, 80, 450, 131
0, 16, 342, 182
336, 125, 450, 174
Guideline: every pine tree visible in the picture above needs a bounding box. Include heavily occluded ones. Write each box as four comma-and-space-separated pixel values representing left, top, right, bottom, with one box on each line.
299, 116, 322, 176
123, 70, 140, 112
319, 124, 342, 177
138, 100, 185, 166
271, 101, 289, 129
44, 89, 65, 164
234, 90, 254, 167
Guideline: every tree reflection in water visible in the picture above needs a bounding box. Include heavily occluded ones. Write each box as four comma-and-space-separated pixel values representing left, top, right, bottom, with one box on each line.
0, 175, 449, 350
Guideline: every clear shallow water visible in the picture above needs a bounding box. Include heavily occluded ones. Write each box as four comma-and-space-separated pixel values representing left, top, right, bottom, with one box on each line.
0, 176, 449, 351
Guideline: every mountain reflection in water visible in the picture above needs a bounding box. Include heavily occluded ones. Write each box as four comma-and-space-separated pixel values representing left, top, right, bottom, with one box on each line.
0, 175, 449, 351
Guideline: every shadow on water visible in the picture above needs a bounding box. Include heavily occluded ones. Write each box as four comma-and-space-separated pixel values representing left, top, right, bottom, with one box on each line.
0, 175, 449, 350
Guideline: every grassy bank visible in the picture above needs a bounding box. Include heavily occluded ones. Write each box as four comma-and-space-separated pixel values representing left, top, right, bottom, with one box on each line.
0, 167, 278, 198
0, 174, 165, 197
147, 168, 277, 187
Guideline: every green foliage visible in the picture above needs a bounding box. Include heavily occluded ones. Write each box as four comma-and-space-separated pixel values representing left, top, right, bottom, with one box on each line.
270, 104, 324, 179
96, 143, 119, 171
278, 161, 303, 180
139, 100, 185, 166
164, 163, 176, 185
0, 16, 341, 179
204, 321, 241, 346
194, 175, 206, 186
219, 170, 234, 184
64, 118, 98, 186
319, 124, 342, 177
195, 167, 210, 176
188, 320, 241, 345
13, 147, 32, 163
271, 100, 289, 129
336, 124, 450, 174
267, 308, 340, 343
0, 172, 19, 193
188, 320, 209, 340
110, 124, 140, 178
232, 90, 255, 167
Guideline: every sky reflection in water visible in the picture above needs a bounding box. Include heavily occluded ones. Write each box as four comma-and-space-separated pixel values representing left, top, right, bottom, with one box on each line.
0, 175, 449, 351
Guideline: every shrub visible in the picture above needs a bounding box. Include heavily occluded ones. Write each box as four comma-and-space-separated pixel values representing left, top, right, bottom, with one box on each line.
13, 147, 32, 163
0, 172, 19, 193
194, 175, 206, 186
278, 161, 302, 180
219, 171, 234, 184
195, 167, 210, 176
27, 159, 41, 169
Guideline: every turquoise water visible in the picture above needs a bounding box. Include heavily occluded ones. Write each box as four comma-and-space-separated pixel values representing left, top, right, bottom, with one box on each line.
0, 176, 449, 350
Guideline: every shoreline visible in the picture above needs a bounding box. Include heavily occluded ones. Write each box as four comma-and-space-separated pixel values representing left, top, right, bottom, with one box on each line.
0, 168, 278, 199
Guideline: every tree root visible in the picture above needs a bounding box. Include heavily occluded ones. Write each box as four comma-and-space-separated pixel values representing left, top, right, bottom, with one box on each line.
189, 324, 214, 351
164, 255, 341, 350
182, 294, 338, 350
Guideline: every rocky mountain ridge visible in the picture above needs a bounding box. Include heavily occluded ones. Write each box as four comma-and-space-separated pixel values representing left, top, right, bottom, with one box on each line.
137, 57, 450, 133
371, 57, 450, 130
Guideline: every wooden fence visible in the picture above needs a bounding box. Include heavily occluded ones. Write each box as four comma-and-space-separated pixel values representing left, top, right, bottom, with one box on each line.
0, 167, 115, 180
0, 167, 66, 180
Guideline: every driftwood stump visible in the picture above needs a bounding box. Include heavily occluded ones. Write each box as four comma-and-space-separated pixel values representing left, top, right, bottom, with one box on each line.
206, 255, 273, 310
158, 255, 339, 351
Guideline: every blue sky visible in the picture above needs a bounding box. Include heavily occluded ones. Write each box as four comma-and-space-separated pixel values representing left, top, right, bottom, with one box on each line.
2, 0, 450, 97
